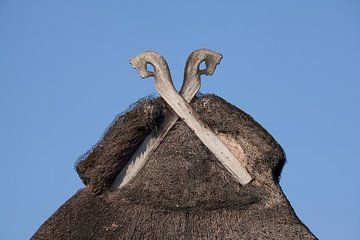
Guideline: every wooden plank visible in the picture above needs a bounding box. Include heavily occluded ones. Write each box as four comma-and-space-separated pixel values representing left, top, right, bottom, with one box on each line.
113, 49, 223, 188
123, 51, 252, 186
154, 73, 253, 185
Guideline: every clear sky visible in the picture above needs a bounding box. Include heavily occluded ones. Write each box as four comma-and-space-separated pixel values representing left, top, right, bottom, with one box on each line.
0, 1, 359, 239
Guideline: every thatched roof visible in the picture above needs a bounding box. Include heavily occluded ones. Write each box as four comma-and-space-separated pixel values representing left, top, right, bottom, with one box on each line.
32, 94, 317, 240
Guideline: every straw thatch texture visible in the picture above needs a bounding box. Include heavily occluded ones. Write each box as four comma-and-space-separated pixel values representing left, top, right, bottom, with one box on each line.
33, 94, 317, 240
76, 97, 165, 194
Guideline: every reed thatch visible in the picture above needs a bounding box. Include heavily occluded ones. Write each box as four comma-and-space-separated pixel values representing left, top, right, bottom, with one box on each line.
32, 94, 317, 240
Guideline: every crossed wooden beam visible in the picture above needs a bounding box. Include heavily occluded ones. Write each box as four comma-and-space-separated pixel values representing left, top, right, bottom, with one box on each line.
112, 49, 252, 189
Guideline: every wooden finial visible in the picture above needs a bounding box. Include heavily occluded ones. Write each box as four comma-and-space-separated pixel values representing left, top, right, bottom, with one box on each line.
113, 49, 252, 188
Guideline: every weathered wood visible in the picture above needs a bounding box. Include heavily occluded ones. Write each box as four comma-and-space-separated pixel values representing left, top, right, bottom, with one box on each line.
126, 51, 252, 186
113, 49, 223, 188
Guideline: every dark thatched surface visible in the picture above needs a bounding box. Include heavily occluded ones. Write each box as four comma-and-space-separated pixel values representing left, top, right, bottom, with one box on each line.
33, 94, 317, 240
75, 97, 165, 194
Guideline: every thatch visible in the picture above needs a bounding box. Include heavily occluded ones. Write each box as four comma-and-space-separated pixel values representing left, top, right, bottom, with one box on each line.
75, 97, 165, 194
33, 94, 317, 240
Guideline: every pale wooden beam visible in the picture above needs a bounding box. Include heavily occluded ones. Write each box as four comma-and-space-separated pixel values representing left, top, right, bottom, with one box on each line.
113, 49, 223, 188
124, 51, 252, 186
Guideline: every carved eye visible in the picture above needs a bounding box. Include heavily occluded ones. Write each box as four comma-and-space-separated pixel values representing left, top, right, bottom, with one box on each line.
199, 60, 206, 71
146, 63, 154, 73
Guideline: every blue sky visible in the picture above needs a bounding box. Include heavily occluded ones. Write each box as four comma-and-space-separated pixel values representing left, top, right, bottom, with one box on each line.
0, 1, 359, 239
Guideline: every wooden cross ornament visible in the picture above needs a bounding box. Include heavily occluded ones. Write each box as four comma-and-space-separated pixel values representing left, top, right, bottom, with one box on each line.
112, 49, 252, 188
